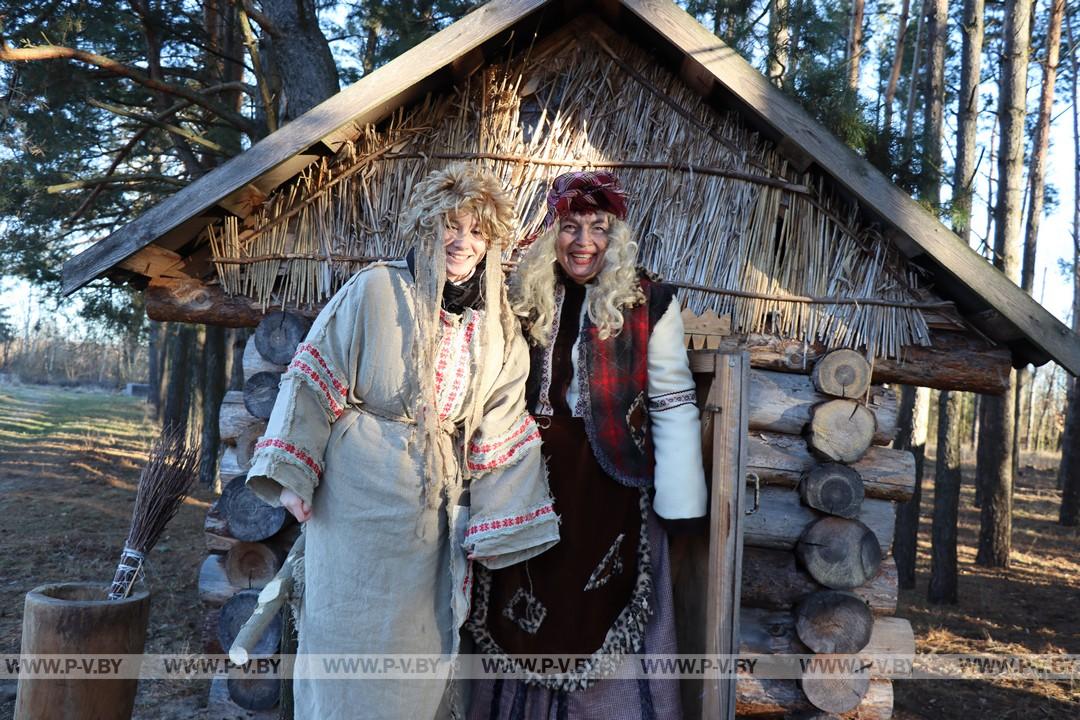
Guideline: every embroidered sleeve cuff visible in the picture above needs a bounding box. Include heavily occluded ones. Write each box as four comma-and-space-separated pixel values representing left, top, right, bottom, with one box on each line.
246, 437, 321, 507
284, 342, 349, 420
464, 502, 560, 570
466, 414, 542, 474
648, 388, 698, 413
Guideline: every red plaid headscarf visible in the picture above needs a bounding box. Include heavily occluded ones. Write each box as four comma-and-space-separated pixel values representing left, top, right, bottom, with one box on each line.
523, 171, 628, 245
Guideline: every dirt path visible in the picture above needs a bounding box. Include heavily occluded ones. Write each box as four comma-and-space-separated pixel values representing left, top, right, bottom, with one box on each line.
0, 383, 214, 718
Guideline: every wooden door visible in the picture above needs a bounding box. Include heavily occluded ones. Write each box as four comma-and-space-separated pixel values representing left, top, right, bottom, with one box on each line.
671, 350, 749, 720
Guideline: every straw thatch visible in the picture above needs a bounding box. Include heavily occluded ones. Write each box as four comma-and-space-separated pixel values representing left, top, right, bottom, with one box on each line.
208, 28, 932, 360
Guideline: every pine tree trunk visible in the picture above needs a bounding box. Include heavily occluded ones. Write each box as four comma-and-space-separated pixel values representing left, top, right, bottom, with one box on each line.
187, 326, 207, 439
200, 325, 227, 487
228, 327, 248, 391
893, 385, 930, 587
162, 324, 194, 435
768, 0, 790, 87
883, 0, 912, 137
1060, 12, 1080, 525
919, 0, 948, 206
1016, 0, 1065, 482
902, 1, 926, 147
260, 0, 340, 122
929, 390, 963, 603
846, 0, 866, 93
977, 0, 1032, 568
1022, 0, 1065, 294
147, 320, 162, 415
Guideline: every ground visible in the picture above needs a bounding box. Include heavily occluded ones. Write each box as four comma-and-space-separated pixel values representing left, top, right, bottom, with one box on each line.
0, 383, 1077, 719
893, 447, 1080, 719
0, 383, 214, 719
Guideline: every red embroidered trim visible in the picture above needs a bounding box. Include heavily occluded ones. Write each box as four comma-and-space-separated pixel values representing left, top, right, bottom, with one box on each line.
255, 438, 323, 479
467, 425, 541, 472
464, 504, 554, 539
294, 343, 347, 397
289, 359, 344, 419
469, 415, 538, 454
436, 310, 478, 420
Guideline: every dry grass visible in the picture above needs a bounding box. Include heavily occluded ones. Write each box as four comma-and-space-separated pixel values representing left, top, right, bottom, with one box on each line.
893, 445, 1080, 719
0, 383, 214, 719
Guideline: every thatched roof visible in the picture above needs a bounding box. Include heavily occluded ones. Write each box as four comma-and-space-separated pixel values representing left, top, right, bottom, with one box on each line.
61, 0, 1080, 376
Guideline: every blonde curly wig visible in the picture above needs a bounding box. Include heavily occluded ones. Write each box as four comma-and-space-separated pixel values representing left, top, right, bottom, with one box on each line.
511, 212, 645, 345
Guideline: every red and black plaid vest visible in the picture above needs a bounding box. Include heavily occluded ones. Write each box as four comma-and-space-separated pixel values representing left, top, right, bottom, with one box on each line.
527, 271, 676, 487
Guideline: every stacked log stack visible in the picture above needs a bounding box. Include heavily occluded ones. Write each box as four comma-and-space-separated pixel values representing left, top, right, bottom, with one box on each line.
732, 349, 915, 718
202, 312, 309, 718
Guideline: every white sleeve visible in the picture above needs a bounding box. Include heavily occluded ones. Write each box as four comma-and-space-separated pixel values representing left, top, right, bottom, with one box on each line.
648, 300, 708, 519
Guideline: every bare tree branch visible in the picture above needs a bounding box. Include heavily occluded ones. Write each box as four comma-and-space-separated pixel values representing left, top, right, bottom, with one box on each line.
0, 39, 257, 137
88, 98, 230, 154
47, 174, 187, 193
238, 4, 278, 132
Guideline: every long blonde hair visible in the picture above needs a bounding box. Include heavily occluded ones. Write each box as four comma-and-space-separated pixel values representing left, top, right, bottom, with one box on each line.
511, 213, 645, 344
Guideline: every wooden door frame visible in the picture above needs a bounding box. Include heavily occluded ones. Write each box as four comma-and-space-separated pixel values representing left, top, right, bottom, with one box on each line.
672, 350, 749, 720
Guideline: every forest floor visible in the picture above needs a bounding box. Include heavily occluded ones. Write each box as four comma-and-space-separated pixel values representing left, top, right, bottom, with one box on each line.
0, 382, 1077, 719
893, 445, 1080, 719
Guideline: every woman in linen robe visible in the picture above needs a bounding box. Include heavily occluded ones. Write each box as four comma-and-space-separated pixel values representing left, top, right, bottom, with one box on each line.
246, 164, 559, 720
468, 171, 707, 719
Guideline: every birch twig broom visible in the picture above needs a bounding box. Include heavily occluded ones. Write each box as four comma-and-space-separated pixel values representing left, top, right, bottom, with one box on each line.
108, 427, 200, 600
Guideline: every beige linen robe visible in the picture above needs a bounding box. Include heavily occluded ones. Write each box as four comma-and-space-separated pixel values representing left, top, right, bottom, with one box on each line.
247, 261, 558, 719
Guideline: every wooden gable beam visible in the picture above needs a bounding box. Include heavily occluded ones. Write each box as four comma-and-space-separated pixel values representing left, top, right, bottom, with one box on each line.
620, 0, 1080, 376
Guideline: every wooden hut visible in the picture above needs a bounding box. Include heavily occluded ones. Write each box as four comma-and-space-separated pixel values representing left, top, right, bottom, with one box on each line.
62, 1, 1080, 718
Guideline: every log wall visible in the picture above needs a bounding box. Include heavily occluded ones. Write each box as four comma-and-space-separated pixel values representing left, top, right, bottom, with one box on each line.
694, 347, 915, 719
201, 317, 300, 718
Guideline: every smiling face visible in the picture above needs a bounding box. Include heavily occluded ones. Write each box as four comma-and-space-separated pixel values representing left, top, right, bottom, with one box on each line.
443, 211, 488, 282
555, 211, 611, 284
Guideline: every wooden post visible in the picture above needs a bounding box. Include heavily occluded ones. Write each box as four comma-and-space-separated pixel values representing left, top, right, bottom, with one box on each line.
703, 351, 749, 720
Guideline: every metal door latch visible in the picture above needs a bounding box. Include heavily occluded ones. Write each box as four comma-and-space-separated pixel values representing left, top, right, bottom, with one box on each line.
745, 472, 760, 514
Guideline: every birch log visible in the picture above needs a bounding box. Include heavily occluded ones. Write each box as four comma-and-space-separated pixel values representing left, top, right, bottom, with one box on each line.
208, 675, 277, 720
254, 311, 311, 365
220, 475, 289, 542
794, 590, 874, 653
808, 400, 876, 462
811, 349, 872, 398
242, 335, 286, 382
743, 486, 895, 554
797, 517, 883, 590
736, 677, 892, 719
749, 370, 898, 444
799, 463, 864, 518
243, 371, 281, 420
749, 432, 915, 502
224, 542, 284, 590
219, 389, 265, 443
740, 547, 898, 615
740, 608, 914, 674
198, 554, 238, 607
204, 498, 237, 553
230, 535, 304, 665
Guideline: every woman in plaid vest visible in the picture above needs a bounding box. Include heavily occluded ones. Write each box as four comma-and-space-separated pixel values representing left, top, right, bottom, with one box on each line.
468, 171, 708, 719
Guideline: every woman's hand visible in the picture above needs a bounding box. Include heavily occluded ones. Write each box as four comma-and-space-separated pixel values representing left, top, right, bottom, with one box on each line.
280, 487, 312, 523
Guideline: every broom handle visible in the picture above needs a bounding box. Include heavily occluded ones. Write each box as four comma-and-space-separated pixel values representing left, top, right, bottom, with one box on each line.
228, 533, 305, 665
